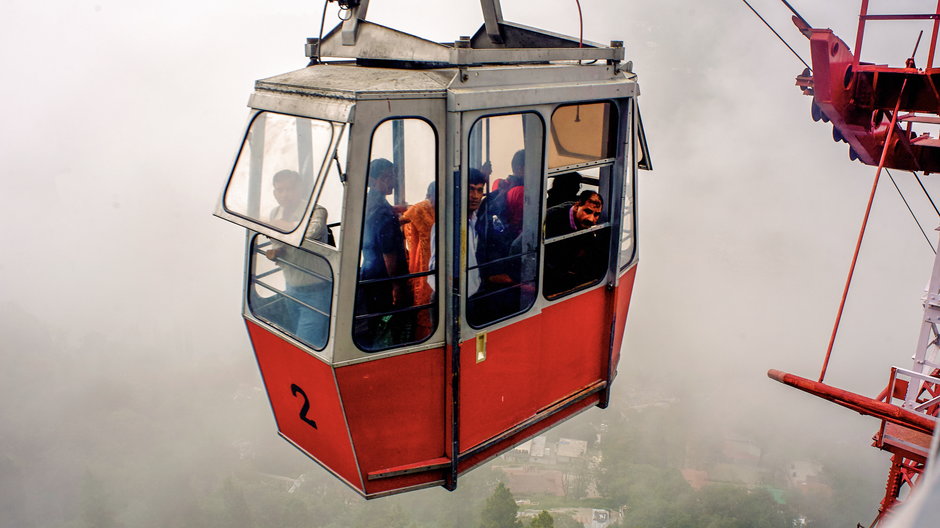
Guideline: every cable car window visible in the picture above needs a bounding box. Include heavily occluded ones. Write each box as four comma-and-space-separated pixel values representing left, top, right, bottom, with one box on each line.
547, 102, 616, 169
543, 166, 612, 298
224, 112, 335, 235
467, 113, 544, 328
248, 234, 333, 351
618, 165, 635, 271
353, 118, 438, 352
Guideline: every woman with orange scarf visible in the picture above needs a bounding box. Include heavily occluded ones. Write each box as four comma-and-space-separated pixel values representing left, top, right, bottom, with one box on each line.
402, 182, 436, 337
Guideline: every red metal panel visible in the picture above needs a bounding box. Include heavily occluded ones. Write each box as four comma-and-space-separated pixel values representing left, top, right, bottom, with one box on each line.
335, 347, 447, 496
245, 320, 362, 490
457, 392, 601, 473
459, 314, 543, 450
537, 287, 610, 404
611, 266, 638, 373
459, 282, 627, 451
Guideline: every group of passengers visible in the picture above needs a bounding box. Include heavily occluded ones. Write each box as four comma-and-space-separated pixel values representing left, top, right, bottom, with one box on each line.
265, 149, 607, 350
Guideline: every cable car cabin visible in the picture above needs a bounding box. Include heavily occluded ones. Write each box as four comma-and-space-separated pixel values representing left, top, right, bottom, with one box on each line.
214, 14, 651, 498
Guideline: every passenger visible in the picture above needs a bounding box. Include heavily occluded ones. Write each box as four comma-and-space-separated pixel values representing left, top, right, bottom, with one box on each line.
546, 171, 582, 209
475, 149, 526, 279
268, 169, 330, 244
466, 169, 487, 296
265, 169, 331, 348
402, 181, 436, 337
490, 149, 526, 193
356, 158, 413, 348
543, 190, 607, 295
471, 150, 529, 323
427, 168, 486, 297
545, 190, 603, 237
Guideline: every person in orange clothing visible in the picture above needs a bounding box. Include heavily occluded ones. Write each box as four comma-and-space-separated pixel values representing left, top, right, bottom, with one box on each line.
402, 181, 436, 338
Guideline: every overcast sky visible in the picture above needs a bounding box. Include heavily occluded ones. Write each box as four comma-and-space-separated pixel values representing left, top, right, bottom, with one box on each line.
2, 0, 939, 520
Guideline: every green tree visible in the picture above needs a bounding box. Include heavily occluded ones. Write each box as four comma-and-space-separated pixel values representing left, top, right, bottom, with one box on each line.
528, 510, 554, 528
480, 482, 522, 528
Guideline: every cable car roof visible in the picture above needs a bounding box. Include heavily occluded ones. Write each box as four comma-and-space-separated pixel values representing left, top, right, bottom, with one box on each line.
256, 64, 454, 100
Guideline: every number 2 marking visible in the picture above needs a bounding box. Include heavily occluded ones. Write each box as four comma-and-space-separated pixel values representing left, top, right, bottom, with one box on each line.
290, 384, 318, 429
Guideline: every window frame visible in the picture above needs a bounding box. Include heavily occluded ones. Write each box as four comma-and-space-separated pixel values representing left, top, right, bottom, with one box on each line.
351, 116, 441, 352
216, 110, 347, 249
464, 110, 546, 330
541, 100, 620, 301
618, 98, 640, 273
246, 232, 335, 355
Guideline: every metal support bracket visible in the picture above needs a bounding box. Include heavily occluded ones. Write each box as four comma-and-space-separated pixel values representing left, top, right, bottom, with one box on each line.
479, 0, 504, 45
341, 0, 370, 46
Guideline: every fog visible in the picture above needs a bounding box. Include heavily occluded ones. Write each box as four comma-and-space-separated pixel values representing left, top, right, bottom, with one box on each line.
2, 0, 938, 525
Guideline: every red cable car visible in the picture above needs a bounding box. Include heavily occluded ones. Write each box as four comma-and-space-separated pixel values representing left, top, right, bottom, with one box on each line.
215, 0, 651, 498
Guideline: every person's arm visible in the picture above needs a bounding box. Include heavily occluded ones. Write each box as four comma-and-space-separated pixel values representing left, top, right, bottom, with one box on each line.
265, 239, 284, 261
306, 205, 328, 242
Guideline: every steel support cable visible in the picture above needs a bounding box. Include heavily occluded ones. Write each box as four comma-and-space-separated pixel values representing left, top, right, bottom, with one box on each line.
741, 0, 812, 71
885, 168, 937, 254
911, 170, 940, 217
819, 79, 908, 383
779, 0, 811, 29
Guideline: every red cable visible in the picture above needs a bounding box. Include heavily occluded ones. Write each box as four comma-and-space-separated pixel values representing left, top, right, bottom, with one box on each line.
575, 0, 583, 47
818, 79, 908, 383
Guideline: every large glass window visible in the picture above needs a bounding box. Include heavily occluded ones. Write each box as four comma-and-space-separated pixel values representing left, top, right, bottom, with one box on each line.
547, 102, 616, 169
466, 113, 544, 327
353, 118, 438, 351
224, 112, 340, 241
249, 234, 333, 351
543, 102, 617, 299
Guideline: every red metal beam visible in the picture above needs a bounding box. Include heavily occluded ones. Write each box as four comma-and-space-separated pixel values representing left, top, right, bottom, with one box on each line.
767, 369, 936, 435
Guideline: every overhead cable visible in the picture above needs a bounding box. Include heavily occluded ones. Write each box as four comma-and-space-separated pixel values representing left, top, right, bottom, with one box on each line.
911, 170, 940, 217
885, 168, 937, 254
779, 0, 811, 29
741, 0, 812, 72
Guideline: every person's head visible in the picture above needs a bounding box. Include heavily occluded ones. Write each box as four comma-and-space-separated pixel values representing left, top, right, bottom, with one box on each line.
573, 190, 603, 230
549, 172, 582, 198
426, 181, 437, 206
510, 149, 526, 178
468, 168, 487, 214
272, 169, 303, 209
369, 158, 396, 195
